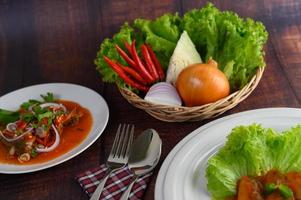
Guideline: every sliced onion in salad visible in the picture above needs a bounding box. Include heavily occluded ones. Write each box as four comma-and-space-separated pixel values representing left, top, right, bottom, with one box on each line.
35, 127, 47, 138
35, 124, 60, 153
6, 123, 17, 132
29, 102, 67, 113
0, 126, 33, 142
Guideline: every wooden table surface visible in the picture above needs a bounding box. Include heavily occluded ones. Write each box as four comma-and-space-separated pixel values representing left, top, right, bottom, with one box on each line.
0, 0, 301, 199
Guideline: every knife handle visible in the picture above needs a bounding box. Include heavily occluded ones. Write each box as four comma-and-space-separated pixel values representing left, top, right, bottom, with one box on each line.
120, 175, 138, 200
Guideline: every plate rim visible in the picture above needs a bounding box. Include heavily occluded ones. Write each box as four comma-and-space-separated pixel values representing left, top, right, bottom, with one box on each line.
155, 107, 301, 200
0, 83, 109, 174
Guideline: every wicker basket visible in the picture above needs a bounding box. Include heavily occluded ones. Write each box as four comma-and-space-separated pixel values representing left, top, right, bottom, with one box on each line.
118, 67, 265, 122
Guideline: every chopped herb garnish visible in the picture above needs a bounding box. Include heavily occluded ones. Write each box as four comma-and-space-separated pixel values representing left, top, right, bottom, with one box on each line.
20, 92, 55, 110
47, 117, 53, 126
15, 140, 25, 150
55, 110, 64, 116
20, 102, 32, 110
41, 92, 54, 102
20, 112, 35, 123
32, 123, 39, 128
21, 99, 40, 110
30, 149, 38, 158
279, 184, 293, 198
33, 106, 47, 115
37, 111, 54, 122
264, 183, 277, 194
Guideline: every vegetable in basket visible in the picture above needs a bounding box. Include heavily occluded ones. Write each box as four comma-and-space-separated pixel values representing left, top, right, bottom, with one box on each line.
95, 3, 268, 93
144, 82, 182, 106
176, 59, 230, 106
166, 31, 202, 85
103, 40, 165, 92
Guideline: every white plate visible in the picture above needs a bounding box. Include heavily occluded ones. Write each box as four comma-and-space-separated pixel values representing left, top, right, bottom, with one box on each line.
0, 83, 109, 174
155, 108, 301, 200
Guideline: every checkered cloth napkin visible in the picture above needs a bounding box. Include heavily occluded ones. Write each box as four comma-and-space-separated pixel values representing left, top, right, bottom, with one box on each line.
75, 164, 152, 200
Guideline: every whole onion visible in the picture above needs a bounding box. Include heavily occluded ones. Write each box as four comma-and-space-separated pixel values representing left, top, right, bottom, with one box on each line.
176, 59, 230, 106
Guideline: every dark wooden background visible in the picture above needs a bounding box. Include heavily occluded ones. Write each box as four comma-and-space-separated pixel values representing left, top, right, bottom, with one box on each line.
0, 0, 301, 199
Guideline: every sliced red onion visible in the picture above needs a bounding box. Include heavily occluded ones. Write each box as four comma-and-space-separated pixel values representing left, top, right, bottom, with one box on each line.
29, 102, 66, 113
0, 127, 33, 142
6, 123, 17, 132
39, 103, 67, 112
144, 82, 182, 106
35, 124, 60, 153
35, 127, 47, 138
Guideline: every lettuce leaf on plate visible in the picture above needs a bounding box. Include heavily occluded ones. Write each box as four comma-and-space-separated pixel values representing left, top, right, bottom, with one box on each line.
270, 126, 301, 172
206, 124, 301, 200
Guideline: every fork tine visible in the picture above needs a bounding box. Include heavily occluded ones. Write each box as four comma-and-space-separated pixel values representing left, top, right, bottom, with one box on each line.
120, 124, 131, 158
125, 125, 134, 158
110, 124, 122, 156
115, 124, 126, 158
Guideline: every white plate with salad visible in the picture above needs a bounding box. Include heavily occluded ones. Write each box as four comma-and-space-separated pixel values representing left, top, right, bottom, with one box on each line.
0, 83, 109, 174
155, 108, 301, 200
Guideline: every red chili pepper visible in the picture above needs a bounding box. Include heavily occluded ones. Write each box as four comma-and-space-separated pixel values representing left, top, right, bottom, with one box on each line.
116, 63, 145, 84
124, 41, 133, 57
131, 40, 154, 83
36, 137, 44, 145
141, 44, 159, 81
44, 134, 49, 146
3, 130, 16, 138
103, 56, 149, 92
146, 44, 165, 81
115, 44, 137, 69
16, 120, 27, 129
46, 139, 55, 147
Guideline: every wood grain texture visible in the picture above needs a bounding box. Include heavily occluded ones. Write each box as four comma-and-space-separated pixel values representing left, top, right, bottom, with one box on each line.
0, 1, 24, 95
0, 0, 301, 199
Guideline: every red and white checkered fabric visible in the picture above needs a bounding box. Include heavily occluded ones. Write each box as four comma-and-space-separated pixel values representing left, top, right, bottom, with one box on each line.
75, 164, 152, 200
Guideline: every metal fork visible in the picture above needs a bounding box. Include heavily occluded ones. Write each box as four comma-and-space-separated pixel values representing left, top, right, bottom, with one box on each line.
90, 124, 134, 200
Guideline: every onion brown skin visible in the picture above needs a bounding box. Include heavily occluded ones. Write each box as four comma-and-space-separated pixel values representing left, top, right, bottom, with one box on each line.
176, 59, 230, 107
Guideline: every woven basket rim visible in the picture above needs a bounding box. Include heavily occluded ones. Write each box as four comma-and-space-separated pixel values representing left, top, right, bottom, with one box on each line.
117, 67, 265, 122
118, 67, 264, 108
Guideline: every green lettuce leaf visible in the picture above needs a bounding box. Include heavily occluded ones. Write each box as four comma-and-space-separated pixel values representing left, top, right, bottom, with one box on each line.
134, 13, 181, 68
94, 23, 140, 89
181, 3, 221, 61
270, 126, 301, 172
206, 124, 301, 200
182, 3, 268, 90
